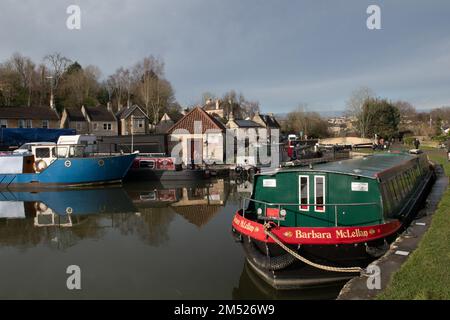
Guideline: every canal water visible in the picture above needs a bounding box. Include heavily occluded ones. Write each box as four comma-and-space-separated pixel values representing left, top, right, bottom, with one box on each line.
0, 179, 343, 299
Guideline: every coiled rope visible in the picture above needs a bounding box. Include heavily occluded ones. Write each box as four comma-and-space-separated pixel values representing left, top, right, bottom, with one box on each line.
263, 222, 364, 274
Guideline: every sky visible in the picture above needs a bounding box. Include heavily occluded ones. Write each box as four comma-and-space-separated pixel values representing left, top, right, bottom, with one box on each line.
1, 0, 450, 113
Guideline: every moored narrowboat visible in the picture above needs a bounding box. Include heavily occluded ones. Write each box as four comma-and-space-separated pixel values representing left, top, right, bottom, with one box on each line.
232, 152, 435, 288
0, 142, 137, 188
125, 155, 211, 181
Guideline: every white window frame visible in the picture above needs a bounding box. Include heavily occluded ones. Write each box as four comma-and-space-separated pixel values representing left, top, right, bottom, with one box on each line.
0, 119, 7, 128
314, 175, 326, 213
42, 120, 49, 128
298, 175, 310, 212
93, 123, 98, 131
26, 119, 32, 128
136, 118, 144, 128
18, 119, 25, 128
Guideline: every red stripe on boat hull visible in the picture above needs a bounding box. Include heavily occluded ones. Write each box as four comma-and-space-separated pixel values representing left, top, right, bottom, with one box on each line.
232, 211, 401, 245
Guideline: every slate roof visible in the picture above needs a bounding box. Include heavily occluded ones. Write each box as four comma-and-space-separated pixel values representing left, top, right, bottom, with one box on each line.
0, 107, 59, 120
65, 107, 85, 121
116, 105, 149, 120
233, 119, 263, 128
83, 106, 116, 122
167, 107, 226, 134
268, 153, 420, 179
254, 113, 281, 128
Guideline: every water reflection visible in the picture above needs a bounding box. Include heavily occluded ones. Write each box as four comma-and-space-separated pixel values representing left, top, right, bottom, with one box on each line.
0, 178, 342, 299
233, 261, 345, 300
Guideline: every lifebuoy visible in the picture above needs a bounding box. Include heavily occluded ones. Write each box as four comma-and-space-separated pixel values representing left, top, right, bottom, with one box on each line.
33, 160, 47, 173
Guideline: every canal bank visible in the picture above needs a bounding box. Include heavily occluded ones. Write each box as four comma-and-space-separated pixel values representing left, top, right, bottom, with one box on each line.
338, 151, 449, 300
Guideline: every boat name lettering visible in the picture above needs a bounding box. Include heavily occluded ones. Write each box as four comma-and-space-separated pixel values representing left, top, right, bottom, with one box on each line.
335, 229, 369, 238
295, 230, 332, 239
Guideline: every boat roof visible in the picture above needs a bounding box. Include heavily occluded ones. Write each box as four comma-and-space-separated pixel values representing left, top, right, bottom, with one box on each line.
263, 153, 420, 179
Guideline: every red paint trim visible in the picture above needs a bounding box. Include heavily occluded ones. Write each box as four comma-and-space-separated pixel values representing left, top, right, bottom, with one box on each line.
232, 211, 401, 245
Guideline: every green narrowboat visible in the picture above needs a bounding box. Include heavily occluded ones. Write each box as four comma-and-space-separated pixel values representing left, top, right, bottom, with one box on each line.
231, 152, 435, 288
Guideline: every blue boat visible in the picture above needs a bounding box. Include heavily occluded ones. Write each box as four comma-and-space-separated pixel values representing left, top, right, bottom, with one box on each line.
0, 188, 137, 227
0, 142, 137, 188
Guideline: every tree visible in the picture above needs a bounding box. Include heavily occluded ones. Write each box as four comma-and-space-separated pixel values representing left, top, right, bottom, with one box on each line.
10, 53, 36, 107
133, 56, 175, 124
284, 105, 329, 138
44, 52, 71, 109
365, 98, 400, 139
44, 52, 71, 90
393, 100, 416, 123
220, 90, 260, 119
60, 63, 101, 107
346, 86, 375, 138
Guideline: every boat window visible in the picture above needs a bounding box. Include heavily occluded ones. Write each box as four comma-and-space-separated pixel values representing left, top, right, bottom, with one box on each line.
402, 173, 410, 194
390, 179, 400, 202
405, 171, 413, 191
35, 147, 50, 158
396, 176, 406, 199
140, 160, 155, 169
381, 183, 392, 215
56, 146, 68, 158
298, 175, 309, 211
400, 175, 407, 198
314, 176, 325, 212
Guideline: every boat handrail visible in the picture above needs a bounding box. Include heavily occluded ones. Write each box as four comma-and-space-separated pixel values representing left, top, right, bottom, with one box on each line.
240, 197, 380, 227
240, 197, 378, 207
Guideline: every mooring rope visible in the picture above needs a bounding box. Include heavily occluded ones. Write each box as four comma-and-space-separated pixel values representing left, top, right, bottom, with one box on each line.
263, 222, 364, 274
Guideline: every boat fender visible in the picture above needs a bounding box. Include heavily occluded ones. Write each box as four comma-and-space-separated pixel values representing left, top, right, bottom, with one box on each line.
242, 236, 295, 271
33, 160, 47, 172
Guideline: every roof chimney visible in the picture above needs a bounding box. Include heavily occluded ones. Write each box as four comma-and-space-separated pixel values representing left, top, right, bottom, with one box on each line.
216, 99, 220, 110
107, 102, 112, 112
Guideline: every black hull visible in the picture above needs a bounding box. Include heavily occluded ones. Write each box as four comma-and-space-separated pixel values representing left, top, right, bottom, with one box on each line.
125, 168, 210, 181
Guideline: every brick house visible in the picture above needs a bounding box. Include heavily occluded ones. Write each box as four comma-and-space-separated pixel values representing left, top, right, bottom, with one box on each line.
0, 106, 60, 129
81, 105, 118, 136
167, 107, 226, 165
60, 107, 89, 134
252, 112, 281, 143
116, 104, 150, 136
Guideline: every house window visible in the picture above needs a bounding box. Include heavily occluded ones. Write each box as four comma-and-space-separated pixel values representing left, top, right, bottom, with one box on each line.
42, 120, 49, 129
136, 119, 144, 128
299, 175, 309, 211
93, 123, 98, 130
18, 119, 25, 128
314, 176, 325, 212
103, 123, 112, 130
0, 119, 7, 128
76, 122, 82, 131
26, 120, 32, 128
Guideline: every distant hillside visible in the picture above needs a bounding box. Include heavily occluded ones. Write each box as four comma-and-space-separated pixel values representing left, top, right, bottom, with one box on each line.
275, 109, 345, 119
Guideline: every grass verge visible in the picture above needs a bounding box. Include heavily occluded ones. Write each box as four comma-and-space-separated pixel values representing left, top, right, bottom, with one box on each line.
377, 150, 450, 299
